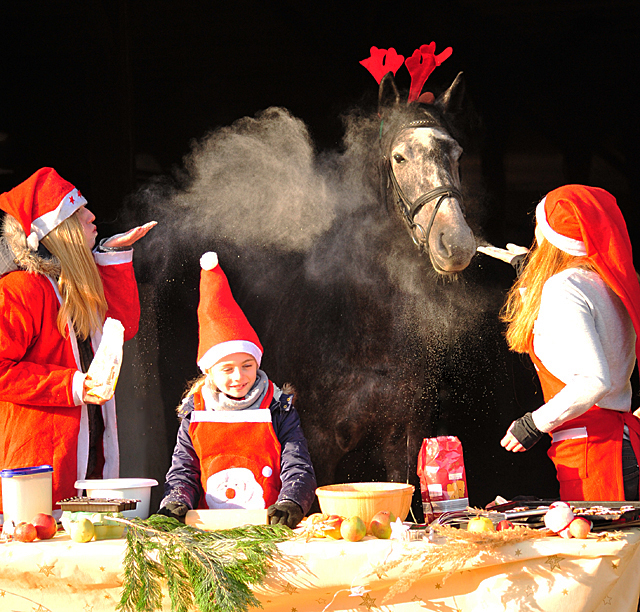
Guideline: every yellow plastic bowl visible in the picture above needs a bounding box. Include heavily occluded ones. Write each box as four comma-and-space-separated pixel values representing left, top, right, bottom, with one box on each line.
315, 482, 414, 525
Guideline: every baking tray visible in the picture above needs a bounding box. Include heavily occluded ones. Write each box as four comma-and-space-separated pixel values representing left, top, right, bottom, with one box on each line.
485, 500, 640, 531
57, 496, 139, 512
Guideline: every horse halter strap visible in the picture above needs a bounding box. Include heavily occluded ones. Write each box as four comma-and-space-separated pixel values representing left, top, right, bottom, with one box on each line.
382, 118, 464, 253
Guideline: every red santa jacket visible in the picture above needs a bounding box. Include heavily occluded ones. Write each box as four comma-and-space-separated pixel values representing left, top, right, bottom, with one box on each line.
0, 249, 140, 513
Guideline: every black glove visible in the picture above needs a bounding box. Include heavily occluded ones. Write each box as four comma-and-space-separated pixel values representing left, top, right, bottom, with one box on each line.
267, 500, 304, 528
156, 501, 189, 523
510, 412, 543, 450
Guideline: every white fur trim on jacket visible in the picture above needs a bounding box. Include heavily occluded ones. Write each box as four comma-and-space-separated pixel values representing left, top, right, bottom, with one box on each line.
44, 276, 119, 486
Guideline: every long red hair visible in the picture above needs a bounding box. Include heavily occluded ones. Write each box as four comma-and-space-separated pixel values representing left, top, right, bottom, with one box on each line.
501, 236, 593, 353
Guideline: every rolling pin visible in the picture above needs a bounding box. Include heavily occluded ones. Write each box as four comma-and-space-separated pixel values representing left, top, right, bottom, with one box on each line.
185, 509, 269, 530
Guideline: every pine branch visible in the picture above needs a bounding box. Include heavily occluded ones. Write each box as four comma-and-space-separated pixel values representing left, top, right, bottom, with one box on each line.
114, 515, 291, 612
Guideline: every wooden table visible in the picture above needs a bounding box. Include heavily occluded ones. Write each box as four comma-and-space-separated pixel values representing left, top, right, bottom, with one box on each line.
2, 527, 640, 611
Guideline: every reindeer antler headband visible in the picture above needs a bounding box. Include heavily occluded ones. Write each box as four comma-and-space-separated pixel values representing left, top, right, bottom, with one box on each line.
360, 43, 453, 103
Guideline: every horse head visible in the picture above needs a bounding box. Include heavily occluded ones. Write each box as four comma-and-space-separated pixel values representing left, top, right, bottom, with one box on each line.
378, 72, 476, 274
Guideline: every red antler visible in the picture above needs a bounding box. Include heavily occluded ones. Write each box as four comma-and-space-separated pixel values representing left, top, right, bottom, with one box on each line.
359, 47, 405, 84
405, 43, 453, 102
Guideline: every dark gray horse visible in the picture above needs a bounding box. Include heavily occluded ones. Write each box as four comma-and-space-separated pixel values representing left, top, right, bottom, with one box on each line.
241, 73, 498, 519
141, 70, 555, 520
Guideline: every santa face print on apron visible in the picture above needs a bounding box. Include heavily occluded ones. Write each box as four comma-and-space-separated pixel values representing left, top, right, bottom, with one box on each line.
189, 383, 282, 509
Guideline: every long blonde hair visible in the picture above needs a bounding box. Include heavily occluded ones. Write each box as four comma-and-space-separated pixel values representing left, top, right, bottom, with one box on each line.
182, 374, 207, 403
41, 212, 108, 340
501, 236, 593, 353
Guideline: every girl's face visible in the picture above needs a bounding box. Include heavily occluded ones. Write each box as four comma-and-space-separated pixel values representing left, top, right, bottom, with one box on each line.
207, 352, 258, 398
76, 206, 98, 249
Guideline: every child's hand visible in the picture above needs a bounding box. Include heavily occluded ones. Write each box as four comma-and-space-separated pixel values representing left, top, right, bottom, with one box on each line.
267, 500, 304, 528
102, 221, 157, 249
477, 243, 529, 264
156, 501, 189, 522
82, 378, 109, 405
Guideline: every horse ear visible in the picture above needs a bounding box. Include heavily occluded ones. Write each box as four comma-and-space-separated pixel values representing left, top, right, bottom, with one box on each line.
435, 71, 465, 115
378, 72, 401, 115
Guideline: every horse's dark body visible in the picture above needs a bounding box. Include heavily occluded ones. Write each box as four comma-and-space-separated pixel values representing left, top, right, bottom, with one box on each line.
147, 73, 559, 518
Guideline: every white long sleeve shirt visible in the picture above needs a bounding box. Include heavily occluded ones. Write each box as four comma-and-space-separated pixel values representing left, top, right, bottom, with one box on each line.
531, 268, 636, 433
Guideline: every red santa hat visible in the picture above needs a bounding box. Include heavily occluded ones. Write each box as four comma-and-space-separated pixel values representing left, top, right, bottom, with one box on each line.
536, 184, 640, 360
197, 251, 263, 373
0, 167, 87, 250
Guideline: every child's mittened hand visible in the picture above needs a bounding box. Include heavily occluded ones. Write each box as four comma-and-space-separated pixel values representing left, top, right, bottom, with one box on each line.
267, 500, 304, 528
156, 501, 189, 522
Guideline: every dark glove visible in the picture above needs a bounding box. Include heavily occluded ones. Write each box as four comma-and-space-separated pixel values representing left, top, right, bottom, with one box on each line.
156, 501, 189, 523
267, 500, 304, 528
510, 412, 543, 450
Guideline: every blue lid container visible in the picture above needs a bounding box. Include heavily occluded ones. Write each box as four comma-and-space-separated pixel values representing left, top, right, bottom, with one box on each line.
0, 464, 53, 478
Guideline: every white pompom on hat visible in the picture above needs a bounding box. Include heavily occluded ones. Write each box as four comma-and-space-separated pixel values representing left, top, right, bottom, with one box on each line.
544, 502, 574, 536
196, 251, 263, 373
0, 167, 87, 250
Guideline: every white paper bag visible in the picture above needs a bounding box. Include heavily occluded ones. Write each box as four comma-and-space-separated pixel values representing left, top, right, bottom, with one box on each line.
85, 318, 125, 401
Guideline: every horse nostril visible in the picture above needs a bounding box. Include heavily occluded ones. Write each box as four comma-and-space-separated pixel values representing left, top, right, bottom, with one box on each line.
436, 232, 455, 259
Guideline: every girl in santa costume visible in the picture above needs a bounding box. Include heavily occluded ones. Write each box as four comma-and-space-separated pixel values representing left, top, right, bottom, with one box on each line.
158, 252, 316, 528
479, 184, 640, 501
0, 167, 155, 514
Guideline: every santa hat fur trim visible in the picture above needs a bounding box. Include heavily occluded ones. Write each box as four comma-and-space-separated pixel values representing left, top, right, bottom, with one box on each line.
536, 197, 587, 256
197, 251, 263, 372
0, 167, 86, 250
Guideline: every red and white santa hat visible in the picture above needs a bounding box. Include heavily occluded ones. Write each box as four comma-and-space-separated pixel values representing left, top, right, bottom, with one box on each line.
197, 252, 263, 373
536, 184, 640, 361
0, 167, 87, 250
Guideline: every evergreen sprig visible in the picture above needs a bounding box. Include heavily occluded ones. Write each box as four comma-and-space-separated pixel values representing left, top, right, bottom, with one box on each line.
115, 514, 291, 612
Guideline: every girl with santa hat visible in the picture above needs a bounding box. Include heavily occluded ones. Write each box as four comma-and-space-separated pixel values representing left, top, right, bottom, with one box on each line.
158, 251, 316, 528
479, 184, 640, 502
0, 167, 155, 515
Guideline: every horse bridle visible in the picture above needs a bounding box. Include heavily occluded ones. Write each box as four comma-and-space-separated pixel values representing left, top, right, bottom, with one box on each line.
382, 118, 464, 255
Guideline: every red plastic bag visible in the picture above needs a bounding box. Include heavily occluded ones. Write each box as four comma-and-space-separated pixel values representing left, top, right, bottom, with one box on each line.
417, 436, 468, 521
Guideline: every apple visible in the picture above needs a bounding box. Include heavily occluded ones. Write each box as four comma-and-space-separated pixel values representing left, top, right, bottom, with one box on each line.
568, 517, 592, 539
14, 522, 37, 542
496, 519, 514, 531
467, 516, 495, 534
340, 516, 366, 542
70, 517, 95, 543
32, 513, 58, 540
368, 510, 396, 539
323, 515, 344, 539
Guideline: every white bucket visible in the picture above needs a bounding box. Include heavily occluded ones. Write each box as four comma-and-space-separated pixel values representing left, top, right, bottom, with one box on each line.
74, 478, 158, 519
1, 465, 53, 535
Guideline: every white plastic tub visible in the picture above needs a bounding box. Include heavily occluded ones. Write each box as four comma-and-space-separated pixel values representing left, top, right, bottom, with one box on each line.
74, 478, 158, 519
1, 464, 53, 535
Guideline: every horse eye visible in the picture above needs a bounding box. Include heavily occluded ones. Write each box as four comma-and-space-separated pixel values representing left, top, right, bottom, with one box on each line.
393, 153, 405, 163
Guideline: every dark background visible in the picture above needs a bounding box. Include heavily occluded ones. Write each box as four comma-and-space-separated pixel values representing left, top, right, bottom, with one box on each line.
1, 1, 638, 510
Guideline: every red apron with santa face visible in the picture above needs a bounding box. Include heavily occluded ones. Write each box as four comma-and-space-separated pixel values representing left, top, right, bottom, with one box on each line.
529, 342, 640, 501
189, 382, 282, 509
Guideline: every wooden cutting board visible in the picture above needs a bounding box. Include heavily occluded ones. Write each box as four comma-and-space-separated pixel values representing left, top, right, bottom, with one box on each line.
185, 509, 269, 530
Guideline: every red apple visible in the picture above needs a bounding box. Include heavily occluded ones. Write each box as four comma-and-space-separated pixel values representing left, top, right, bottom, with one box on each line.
568, 517, 592, 539
496, 520, 514, 531
340, 516, 366, 542
32, 513, 58, 540
368, 510, 396, 539
323, 515, 344, 539
13, 522, 37, 542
